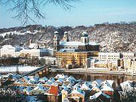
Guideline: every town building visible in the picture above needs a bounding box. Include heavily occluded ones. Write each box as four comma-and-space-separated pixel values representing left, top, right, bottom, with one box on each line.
121, 52, 135, 59
19, 48, 49, 58
54, 31, 99, 68
41, 56, 56, 65
0, 44, 54, 58
94, 52, 121, 69
88, 52, 136, 71
0, 45, 16, 57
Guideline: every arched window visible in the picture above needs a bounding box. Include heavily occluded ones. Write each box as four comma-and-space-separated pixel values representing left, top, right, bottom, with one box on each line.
85, 38, 87, 43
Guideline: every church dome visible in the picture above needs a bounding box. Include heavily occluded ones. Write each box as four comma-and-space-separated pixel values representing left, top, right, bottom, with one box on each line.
54, 31, 59, 34
82, 32, 88, 37
64, 31, 68, 34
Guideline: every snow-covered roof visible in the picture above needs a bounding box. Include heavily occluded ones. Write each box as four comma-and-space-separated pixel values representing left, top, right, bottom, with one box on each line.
56, 78, 64, 83
51, 82, 59, 86
1, 45, 15, 50
49, 77, 55, 82
20, 48, 49, 53
30, 76, 39, 82
15, 80, 24, 84
67, 83, 73, 89
90, 91, 110, 100
101, 85, 114, 92
60, 41, 85, 46
89, 42, 99, 45
73, 83, 81, 89
61, 87, 71, 94
18, 86, 25, 91
92, 86, 100, 92
29, 43, 37, 49
55, 74, 66, 79
46, 81, 53, 85
92, 79, 103, 87
39, 77, 48, 82
24, 86, 33, 93
71, 88, 85, 96
81, 82, 92, 91
120, 81, 135, 91
90, 91, 102, 100
59, 49, 76, 52
67, 76, 76, 81
61, 87, 69, 92
61, 84, 68, 89
33, 84, 46, 91
60, 41, 99, 46
54, 31, 59, 34
15, 46, 23, 52
66, 76, 76, 84
101, 80, 114, 88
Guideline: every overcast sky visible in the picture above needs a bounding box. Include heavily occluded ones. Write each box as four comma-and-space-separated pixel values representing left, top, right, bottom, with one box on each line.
0, 0, 136, 28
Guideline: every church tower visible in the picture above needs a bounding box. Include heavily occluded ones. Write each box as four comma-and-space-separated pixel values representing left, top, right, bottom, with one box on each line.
62, 31, 69, 42
81, 32, 89, 44
53, 31, 60, 51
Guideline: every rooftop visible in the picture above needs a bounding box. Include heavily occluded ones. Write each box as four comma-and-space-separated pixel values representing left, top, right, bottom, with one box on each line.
60, 41, 99, 46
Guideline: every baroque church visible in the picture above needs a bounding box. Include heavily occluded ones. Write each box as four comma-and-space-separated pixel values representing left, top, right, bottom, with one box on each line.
53, 31, 99, 68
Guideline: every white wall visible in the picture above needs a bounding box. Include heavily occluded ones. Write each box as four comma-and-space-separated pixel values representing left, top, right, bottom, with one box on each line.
0, 45, 16, 57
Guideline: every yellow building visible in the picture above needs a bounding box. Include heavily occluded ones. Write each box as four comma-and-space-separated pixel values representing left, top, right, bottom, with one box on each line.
56, 51, 98, 68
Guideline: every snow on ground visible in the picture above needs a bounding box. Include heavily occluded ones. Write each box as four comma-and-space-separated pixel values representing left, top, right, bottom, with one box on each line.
0, 66, 38, 73
0, 30, 39, 37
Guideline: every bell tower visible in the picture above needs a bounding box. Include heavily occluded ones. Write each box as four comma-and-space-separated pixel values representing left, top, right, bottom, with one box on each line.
81, 32, 89, 44
62, 31, 69, 42
53, 31, 60, 51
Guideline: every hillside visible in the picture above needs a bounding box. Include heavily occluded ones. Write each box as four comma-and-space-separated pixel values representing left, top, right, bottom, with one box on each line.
0, 23, 136, 52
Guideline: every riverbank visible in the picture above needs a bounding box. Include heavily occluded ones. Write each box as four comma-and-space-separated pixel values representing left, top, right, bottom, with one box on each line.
51, 68, 136, 76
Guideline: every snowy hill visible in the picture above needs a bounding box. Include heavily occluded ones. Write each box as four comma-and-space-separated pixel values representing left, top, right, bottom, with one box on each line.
0, 23, 136, 52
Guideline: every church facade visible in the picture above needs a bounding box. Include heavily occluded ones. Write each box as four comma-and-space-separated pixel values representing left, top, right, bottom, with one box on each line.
53, 31, 99, 68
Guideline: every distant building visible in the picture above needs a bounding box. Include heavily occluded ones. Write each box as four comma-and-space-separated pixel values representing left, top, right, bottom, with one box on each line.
54, 31, 99, 68
0, 44, 54, 58
121, 52, 135, 59
19, 48, 49, 58
0, 45, 16, 57
41, 56, 56, 65
90, 52, 136, 70
97, 52, 120, 68
98, 52, 121, 61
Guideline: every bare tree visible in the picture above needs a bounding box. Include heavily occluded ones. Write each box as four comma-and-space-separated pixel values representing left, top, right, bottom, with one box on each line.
0, 0, 78, 24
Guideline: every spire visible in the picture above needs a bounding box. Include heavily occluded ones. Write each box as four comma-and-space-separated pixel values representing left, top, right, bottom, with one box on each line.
81, 31, 89, 44
53, 31, 60, 51
63, 31, 69, 42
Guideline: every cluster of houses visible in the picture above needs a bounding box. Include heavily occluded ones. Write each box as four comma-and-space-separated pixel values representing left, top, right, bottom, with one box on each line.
6, 74, 115, 102
0, 73, 136, 102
